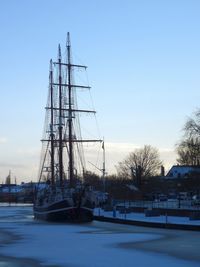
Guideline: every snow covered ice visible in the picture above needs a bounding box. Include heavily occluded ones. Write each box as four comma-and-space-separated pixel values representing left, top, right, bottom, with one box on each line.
0, 206, 199, 267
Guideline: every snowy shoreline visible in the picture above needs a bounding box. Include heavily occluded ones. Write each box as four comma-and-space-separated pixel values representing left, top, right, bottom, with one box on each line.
94, 208, 200, 231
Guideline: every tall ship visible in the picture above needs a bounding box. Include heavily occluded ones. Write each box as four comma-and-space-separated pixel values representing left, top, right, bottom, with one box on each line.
34, 33, 102, 222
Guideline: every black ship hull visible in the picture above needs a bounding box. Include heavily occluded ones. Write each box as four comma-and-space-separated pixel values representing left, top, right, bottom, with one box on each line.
34, 200, 93, 222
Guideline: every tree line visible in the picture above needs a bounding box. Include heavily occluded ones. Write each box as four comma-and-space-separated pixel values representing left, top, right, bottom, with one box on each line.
81, 109, 200, 200
114, 109, 200, 181
83, 109, 200, 195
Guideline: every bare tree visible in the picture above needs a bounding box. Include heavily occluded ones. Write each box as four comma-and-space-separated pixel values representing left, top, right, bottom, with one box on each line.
176, 109, 200, 165
184, 109, 200, 138
176, 137, 200, 165
116, 145, 162, 180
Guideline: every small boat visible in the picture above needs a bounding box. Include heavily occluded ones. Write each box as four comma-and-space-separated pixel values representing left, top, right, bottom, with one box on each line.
33, 33, 102, 222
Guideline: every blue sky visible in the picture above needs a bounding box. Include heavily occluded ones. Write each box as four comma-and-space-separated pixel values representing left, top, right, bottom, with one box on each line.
1, 0, 200, 182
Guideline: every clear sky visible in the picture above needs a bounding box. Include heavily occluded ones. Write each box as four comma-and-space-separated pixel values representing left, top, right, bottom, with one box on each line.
1, 0, 200, 183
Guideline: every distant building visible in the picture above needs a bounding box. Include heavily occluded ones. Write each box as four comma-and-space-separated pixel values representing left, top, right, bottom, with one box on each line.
166, 165, 200, 179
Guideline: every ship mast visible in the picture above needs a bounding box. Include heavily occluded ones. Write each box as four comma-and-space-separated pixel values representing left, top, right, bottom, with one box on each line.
102, 139, 106, 192
66, 33, 74, 187
41, 33, 102, 186
49, 59, 55, 186
58, 45, 63, 186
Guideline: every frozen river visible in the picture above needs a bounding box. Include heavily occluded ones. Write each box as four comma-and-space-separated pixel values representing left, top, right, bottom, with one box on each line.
0, 205, 199, 267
